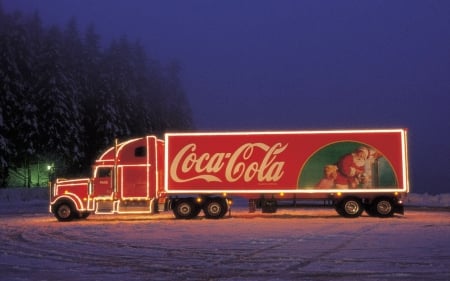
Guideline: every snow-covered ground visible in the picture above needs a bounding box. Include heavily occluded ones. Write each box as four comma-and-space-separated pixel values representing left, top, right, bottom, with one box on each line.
1, 188, 449, 281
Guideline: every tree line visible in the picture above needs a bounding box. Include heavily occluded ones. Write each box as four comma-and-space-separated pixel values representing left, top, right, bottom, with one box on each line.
0, 7, 193, 187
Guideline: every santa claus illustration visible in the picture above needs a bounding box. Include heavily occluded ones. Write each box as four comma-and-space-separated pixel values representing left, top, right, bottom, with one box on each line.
335, 146, 370, 189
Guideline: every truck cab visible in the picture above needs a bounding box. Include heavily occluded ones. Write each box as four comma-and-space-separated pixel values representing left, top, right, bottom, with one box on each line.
50, 136, 165, 221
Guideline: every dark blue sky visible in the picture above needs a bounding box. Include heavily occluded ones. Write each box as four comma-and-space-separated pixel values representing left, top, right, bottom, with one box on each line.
3, 0, 450, 194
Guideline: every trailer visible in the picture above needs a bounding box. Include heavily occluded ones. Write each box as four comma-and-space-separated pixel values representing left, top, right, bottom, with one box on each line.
50, 128, 409, 221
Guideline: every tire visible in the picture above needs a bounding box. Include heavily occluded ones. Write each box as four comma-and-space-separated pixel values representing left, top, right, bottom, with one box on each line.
203, 197, 228, 219
54, 201, 77, 222
370, 197, 395, 218
334, 204, 346, 217
173, 198, 199, 219
336, 197, 363, 218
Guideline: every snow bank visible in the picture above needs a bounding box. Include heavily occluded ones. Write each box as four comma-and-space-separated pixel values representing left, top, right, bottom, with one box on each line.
406, 193, 450, 207
0, 188, 48, 215
0, 187, 449, 208
0, 187, 48, 202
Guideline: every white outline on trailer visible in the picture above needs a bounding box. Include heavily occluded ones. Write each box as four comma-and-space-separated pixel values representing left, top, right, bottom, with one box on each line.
163, 128, 409, 195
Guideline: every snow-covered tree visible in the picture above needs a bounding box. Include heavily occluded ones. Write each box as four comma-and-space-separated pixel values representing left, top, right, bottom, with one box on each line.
0, 7, 193, 185
35, 25, 84, 175
0, 11, 40, 187
80, 23, 103, 167
163, 60, 193, 130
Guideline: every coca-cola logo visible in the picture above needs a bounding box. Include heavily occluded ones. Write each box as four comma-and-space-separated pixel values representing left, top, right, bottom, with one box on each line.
170, 142, 288, 183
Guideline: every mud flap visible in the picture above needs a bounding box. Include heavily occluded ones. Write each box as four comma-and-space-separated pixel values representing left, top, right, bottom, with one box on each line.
394, 203, 404, 215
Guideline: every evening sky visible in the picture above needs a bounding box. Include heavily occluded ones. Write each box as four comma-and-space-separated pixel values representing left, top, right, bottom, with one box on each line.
3, 0, 450, 194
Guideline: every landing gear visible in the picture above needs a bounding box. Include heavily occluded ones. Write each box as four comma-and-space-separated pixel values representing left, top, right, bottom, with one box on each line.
261, 198, 278, 213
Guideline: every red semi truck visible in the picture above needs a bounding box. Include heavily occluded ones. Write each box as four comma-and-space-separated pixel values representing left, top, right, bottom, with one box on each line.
50, 129, 409, 221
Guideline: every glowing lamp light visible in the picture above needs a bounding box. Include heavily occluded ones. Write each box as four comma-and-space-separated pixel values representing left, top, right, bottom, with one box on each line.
196, 197, 202, 203
280, 192, 285, 197
337, 192, 342, 197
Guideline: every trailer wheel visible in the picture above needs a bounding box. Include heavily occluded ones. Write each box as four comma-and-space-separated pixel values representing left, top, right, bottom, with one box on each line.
173, 198, 199, 219
336, 197, 363, 218
203, 197, 228, 219
54, 201, 77, 222
370, 197, 395, 218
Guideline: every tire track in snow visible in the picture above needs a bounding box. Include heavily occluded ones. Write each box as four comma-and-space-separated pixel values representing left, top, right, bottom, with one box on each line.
200, 223, 350, 279
284, 224, 377, 271
201, 224, 381, 280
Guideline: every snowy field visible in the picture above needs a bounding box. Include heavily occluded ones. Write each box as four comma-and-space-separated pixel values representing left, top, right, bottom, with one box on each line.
1, 188, 449, 281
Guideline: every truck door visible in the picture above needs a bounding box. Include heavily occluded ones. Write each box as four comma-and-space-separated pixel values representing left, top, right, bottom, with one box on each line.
92, 167, 114, 198
121, 145, 149, 199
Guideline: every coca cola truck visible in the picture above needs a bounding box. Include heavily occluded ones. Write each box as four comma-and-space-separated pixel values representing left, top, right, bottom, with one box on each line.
49, 128, 409, 221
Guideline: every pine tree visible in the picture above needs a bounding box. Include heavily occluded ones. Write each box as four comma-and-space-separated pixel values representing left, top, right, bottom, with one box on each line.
92, 39, 127, 150
36, 25, 83, 175
81, 23, 103, 166
163, 60, 193, 130
0, 7, 194, 185
127, 40, 152, 136
61, 18, 85, 172
0, 10, 17, 185
0, 11, 39, 186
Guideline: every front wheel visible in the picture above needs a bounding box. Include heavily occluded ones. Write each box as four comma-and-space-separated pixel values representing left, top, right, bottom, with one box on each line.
335, 197, 363, 218
54, 202, 77, 222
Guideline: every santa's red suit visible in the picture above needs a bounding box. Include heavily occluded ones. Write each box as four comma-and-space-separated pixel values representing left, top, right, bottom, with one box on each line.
335, 153, 365, 188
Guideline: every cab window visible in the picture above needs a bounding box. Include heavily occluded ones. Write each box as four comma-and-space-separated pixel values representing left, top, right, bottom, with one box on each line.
97, 167, 112, 178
